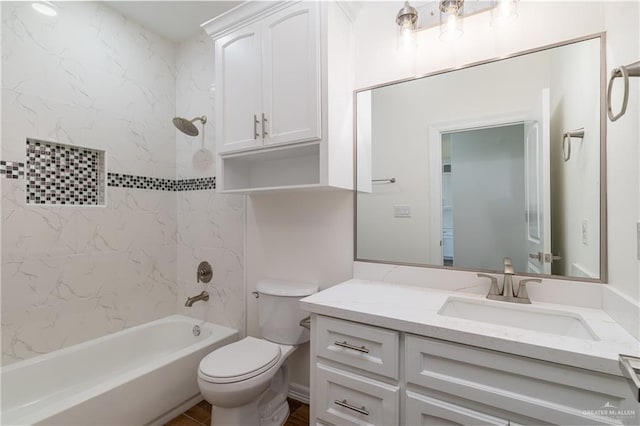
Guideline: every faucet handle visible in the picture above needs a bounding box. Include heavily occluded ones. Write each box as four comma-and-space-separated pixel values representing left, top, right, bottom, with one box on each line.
516, 278, 541, 301
477, 273, 500, 296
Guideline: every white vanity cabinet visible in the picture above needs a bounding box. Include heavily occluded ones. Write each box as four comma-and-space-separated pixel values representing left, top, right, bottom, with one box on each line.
310, 315, 638, 426
313, 315, 400, 425
203, 1, 356, 193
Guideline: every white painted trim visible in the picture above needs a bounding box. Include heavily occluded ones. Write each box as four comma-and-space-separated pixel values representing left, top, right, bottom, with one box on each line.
201, 1, 291, 39
148, 395, 203, 426
288, 382, 310, 404
335, 0, 361, 22
427, 112, 528, 266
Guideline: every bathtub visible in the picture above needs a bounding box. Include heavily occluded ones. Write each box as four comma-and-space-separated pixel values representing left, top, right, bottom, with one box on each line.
1, 315, 238, 425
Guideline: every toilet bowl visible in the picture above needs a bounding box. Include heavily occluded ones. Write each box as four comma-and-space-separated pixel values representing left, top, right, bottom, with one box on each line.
197, 280, 317, 426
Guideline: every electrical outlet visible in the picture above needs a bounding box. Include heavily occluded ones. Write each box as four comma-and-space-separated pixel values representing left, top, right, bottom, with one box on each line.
581, 219, 588, 246
394, 204, 411, 218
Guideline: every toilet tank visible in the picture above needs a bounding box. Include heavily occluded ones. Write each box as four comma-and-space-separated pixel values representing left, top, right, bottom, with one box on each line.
257, 280, 318, 345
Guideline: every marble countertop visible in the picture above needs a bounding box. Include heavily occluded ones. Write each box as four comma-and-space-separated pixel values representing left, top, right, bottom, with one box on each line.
300, 279, 640, 377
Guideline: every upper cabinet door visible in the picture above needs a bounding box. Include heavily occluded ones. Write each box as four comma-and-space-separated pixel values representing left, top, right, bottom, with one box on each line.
215, 23, 262, 153
261, 2, 321, 147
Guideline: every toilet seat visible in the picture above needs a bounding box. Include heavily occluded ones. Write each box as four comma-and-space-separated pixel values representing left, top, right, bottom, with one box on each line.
199, 337, 281, 384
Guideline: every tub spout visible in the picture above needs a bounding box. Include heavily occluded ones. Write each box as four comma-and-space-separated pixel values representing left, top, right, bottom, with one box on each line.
185, 291, 209, 307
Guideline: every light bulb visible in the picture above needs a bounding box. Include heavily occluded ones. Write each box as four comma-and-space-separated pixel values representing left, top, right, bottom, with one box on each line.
439, 1, 464, 41
31, 1, 57, 16
401, 24, 413, 45
491, 0, 518, 27
447, 14, 457, 40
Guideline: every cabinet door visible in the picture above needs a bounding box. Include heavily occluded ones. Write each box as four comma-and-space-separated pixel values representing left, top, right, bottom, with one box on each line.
406, 391, 509, 426
215, 22, 262, 153
261, 2, 321, 147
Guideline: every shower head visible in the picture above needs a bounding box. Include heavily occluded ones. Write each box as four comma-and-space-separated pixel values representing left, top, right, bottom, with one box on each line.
173, 115, 207, 137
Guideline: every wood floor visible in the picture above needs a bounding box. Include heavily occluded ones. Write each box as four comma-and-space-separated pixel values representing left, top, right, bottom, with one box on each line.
165, 398, 309, 426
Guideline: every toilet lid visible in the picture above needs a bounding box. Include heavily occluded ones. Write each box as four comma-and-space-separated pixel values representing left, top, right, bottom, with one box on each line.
199, 337, 281, 383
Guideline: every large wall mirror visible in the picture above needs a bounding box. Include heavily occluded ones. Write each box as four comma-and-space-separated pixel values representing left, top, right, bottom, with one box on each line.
355, 34, 606, 282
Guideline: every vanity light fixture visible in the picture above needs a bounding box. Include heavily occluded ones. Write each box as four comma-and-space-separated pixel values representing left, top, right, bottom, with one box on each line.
31, 1, 57, 17
396, 1, 419, 48
439, 0, 464, 41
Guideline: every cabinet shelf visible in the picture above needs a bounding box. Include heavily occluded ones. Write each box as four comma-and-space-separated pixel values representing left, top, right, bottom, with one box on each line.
221, 143, 320, 192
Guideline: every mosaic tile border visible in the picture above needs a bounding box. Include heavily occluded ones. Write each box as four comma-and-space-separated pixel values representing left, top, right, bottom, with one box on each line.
1, 159, 215, 192
107, 173, 175, 191
107, 173, 215, 191
175, 177, 216, 192
0, 161, 25, 179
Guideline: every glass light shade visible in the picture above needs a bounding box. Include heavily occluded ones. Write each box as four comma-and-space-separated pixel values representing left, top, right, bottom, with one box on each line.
31, 1, 57, 16
396, 1, 419, 49
491, 0, 518, 27
439, 0, 464, 41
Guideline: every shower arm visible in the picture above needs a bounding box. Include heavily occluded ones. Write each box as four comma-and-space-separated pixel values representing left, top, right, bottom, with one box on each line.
607, 60, 640, 122
191, 116, 207, 125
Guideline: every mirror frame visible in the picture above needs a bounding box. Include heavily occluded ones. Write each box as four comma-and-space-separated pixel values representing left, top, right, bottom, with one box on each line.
353, 32, 608, 283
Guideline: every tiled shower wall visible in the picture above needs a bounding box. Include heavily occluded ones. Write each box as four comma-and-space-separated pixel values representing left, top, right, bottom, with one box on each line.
1, 2, 245, 364
174, 34, 245, 334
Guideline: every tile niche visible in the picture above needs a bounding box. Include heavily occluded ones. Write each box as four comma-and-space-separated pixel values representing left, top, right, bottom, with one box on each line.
25, 138, 106, 206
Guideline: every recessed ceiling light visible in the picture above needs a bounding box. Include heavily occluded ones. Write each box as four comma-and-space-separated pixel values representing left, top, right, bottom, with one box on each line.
31, 1, 57, 17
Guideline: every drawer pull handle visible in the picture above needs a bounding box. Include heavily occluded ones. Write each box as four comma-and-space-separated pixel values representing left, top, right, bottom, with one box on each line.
334, 399, 369, 416
261, 113, 268, 137
254, 115, 260, 139
334, 341, 370, 353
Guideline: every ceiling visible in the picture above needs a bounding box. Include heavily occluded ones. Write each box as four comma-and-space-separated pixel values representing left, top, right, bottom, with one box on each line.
104, 1, 242, 43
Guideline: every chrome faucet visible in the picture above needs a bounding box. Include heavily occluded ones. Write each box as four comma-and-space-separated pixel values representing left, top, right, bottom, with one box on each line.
185, 291, 209, 307
477, 257, 541, 304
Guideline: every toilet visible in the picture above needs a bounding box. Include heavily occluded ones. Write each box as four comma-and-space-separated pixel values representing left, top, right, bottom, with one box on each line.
197, 280, 317, 426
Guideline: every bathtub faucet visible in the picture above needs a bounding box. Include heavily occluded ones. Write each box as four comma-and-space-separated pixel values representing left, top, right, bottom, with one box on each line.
185, 291, 209, 307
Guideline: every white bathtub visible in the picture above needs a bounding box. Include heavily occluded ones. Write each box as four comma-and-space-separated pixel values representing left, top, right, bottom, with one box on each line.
1, 315, 238, 425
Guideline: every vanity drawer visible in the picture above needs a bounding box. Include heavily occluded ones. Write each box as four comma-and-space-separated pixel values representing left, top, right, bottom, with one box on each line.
315, 315, 399, 379
406, 391, 509, 426
405, 334, 634, 425
315, 363, 399, 426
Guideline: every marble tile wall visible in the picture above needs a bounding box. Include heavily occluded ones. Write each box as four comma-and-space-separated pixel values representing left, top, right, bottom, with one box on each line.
1, 3, 246, 365
175, 33, 245, 334
1, 1, 178, 365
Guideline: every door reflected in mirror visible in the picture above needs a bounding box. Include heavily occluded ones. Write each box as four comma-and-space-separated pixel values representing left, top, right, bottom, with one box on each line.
355, 35, 605, 281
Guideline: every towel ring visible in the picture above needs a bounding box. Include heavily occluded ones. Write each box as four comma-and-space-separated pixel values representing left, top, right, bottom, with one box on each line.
562, 128, 584, 162
607, 60, 640, 122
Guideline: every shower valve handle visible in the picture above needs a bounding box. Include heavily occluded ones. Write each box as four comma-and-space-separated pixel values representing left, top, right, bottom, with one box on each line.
254, 115, 260, 139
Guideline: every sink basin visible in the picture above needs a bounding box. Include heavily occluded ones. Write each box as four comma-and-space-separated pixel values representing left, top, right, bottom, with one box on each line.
438, 297, 599, 341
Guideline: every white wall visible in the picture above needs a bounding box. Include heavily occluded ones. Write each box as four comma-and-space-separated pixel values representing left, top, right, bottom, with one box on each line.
1, 1, 177, 364
603, 3, 640, 302
246, 190, 353, 391
549, 39, 601, 278
353, 1, 639, 301
174, 33, 245, 333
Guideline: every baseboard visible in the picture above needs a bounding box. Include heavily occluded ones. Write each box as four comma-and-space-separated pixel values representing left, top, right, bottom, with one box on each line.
288, 382, 310, 404
148, 394, 203, 426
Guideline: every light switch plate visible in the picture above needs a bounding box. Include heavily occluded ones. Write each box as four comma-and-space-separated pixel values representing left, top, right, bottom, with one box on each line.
394, 204, 411, 218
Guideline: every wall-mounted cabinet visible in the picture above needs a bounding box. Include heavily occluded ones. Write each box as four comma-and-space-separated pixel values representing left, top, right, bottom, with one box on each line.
203, 1, 357, 193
